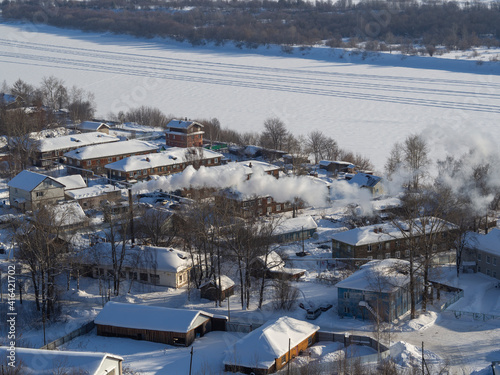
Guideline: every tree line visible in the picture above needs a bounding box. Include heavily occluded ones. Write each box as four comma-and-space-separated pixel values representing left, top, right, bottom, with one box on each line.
3, 0, 500, 52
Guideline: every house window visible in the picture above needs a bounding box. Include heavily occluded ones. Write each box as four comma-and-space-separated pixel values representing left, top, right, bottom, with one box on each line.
150, 274, 160, 284
347, 245, 351, 253
276, 204, 281, 211
367, 256, 373, 260
129, 271, 137, 280
478, 266, 481, 272
343, 292, 349, 299
344, 306, 350, 313
267, 197, 272, 204
267, 207, 272, 214
487, 256, 491, 264
494, 258, 497, 266
143, 170, 147, 175
378, 243, 382, 251
395, 251, 401, 259
405, 250, 410, 257
432, 244, 438, 251
308, 336, 313, 345
487, 269, 491, 276
281, 356, 287, 365
367, 245, 372, 253
140, 273, 148, 282
385, 242, 391, 250
87, 160, 91, 166
385, 253, 390, 259
108, 157, 112, 162
36, 192, 44, 197
478, 253, 482, 261
179, 274, 183, 283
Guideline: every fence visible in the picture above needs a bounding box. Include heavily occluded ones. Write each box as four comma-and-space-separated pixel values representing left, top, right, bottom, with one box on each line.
443, 310, 500, 322
40, 321, 95, 350
226, 321, 262, 333
318, 331, 390, 364
433, 289, 464, 313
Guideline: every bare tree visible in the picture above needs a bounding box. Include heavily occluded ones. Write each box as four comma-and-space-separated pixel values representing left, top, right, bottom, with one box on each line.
260, 117, 288, 151
306, 130, 326, 164
135, 207, 177, 247
67, 85, 96, 123
40, 76, 68, 111
123, 106, 168, 128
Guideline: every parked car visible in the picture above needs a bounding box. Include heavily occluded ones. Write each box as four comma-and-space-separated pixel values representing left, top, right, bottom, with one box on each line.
320, 303, 333, 312
306, 308, 321, 320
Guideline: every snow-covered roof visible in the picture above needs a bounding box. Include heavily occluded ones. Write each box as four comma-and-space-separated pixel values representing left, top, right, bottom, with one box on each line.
54, 174, 87, 190
257, 250, 285, 269
65, 139, 158, 160
208, 160, 279, 178
336, 259, 410, 293
200, 275, 235, 290
0, 347, 122, 375
76, 121, 109, 131
105, 147, 222, 172
49, 201, 87, 226
223, 316, 319, 370
0, 93, 17, 104
319, 160, 355, 168
348, 173, 382, 188
274, 215, 318, 235
466, 228, 500, 256
372, 197, 402, 212
95, 302, 226, 332
37, 132, 119, 152
65, 184, 121, 200
87, 244, 192, 273
8, 170, 59, 191
166, 119, 204, 130
331, 217, 454, 246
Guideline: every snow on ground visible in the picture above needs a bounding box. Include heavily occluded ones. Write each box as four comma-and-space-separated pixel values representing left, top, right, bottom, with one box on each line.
1, 22, 500, 169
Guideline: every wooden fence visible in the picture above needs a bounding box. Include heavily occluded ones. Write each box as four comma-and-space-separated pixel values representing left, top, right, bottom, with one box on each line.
40, 321, 95, 350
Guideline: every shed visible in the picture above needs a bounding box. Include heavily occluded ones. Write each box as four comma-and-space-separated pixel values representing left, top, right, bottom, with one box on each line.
0, 347, 123, 375
250, 251, 306, 281
273, 215, 318, 243
224, 316, 319, 374
95, 302, 227, 346
76, 121, 110, 134
200, 275, 235, 301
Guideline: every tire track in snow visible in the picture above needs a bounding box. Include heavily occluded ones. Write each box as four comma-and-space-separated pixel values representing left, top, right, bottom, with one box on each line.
1, 39, 500, 114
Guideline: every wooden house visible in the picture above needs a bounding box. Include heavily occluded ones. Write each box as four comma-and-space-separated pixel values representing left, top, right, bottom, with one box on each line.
224, 316, 319, 374
76, 121, 110, 134
331, 217, 456, 261
88, 244, 194, 288
105, 147, 222, 182
336, 259, 421, 322
33, 132, 119, 167
319, 160, 356, 176
64, 139, 158, 176
165, 119, 204, 148
272, 215, 318, 243
250, 251, 306, 281
8, 170, 65, 211
200, 275, 235, 301
465, 228, 500, 280
95, 302, 228, 346
348, 172, 384, 196
0, 347, 123, 375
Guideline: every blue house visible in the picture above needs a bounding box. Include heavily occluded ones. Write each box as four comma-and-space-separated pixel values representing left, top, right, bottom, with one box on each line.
336, 259, 422, 322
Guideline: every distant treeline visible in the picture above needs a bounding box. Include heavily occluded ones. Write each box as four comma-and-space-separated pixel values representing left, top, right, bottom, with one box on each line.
3, 0, 500, 51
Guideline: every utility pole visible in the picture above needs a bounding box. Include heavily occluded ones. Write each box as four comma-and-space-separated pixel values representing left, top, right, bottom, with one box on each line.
128, 188, 135, 246
188, 346, 194, 375
287, 338, 291, 375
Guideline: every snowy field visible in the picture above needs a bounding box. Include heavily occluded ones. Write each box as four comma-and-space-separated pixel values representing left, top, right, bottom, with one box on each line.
1, 21, 500, 169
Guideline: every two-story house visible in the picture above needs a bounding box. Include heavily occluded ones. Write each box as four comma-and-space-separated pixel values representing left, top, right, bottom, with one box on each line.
8, 170, 65, 211
64, 139, 158, 176
105, 147, 222, 182
331, 217, 456, 262
165, 119, 204, 148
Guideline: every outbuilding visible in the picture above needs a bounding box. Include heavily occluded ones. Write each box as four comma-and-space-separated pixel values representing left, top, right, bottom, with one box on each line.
95, 302, 227, 346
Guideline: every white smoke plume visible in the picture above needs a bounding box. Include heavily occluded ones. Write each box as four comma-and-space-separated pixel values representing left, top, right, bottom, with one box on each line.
133, 163, 377, 210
